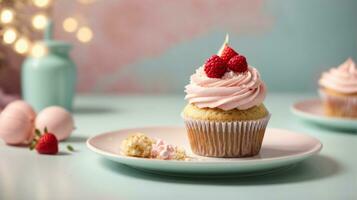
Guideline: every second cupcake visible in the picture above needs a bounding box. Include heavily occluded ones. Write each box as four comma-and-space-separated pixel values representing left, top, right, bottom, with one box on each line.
319, 58, 357, 118
182, 35, 270, 158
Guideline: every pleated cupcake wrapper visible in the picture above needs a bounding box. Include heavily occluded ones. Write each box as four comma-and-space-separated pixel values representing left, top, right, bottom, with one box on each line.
182, 114, 271, 158
319, 89, 357, 117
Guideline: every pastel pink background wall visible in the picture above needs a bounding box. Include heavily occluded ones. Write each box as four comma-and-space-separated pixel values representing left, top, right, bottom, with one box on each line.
53, 0, 270, 93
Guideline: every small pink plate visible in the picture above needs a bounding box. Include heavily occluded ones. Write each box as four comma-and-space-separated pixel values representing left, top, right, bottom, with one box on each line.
87, 126, 322, 175
291, 99, 357, 130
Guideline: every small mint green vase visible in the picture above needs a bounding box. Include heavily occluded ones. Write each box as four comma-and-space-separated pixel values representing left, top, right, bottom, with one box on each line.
22, 22, 76, 112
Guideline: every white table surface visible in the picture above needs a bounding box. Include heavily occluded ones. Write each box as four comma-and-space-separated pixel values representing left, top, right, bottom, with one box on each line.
0, 93, 356, 200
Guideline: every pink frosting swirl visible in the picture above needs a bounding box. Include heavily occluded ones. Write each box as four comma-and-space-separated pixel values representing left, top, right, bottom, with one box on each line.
185, 66, 267, 110
319, 58, 357, 94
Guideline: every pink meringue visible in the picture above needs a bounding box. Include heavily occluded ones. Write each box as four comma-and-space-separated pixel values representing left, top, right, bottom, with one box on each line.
35, 106, 75, 141
319, 58, 357, 94
6, 100, 36, 121
0, 106, 34, 145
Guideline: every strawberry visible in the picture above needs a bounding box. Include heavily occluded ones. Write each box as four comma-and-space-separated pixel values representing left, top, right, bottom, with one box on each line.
227, 55, 248, 73
36, 133, 58, 155
30, 128, 58, 155
204, 55, 227, 78
220, 45, 238, 63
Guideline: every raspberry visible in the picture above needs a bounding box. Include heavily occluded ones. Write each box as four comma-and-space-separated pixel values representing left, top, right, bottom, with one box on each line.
220, 45, 238, 63
204, 55, 227, 78
227, 55, 248, 73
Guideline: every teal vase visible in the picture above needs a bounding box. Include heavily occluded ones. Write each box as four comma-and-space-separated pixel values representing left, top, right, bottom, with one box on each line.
22, 40, 76, 112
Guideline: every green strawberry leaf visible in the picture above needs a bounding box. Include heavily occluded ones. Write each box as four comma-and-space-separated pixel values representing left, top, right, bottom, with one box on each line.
29, 141, 36, 150
67, 145, 74, 152
35, 129, 41, 137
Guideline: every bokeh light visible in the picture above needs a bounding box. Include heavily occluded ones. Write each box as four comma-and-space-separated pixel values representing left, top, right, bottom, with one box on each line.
33, 0, 51, 8
0, 0, 95, 55
63, 17, 78, 33
32, 13, 48, 30
14, 37, 31, 54
76, 26, 93, 43
78, 0, 96, 5
0, 8, 14, 24
31, 42, 48, 57
3, 28, 17, 44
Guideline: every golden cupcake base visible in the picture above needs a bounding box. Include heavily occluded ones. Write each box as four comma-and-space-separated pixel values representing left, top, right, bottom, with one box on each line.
183, 115, 270, 158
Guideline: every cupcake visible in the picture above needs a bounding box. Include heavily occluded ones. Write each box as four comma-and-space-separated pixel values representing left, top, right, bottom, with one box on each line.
182, 35, 270, 158
319, 58, 357, 118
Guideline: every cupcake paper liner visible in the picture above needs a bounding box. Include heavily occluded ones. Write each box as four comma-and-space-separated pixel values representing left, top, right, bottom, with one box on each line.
182, 114, 270, 158
319, 90, 357, 118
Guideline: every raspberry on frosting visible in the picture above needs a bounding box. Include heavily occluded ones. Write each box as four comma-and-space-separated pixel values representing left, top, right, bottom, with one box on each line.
204, 55, 227, 78
227, 55, 248, 73
202, 35, 250, 78
220, 45, 238, 63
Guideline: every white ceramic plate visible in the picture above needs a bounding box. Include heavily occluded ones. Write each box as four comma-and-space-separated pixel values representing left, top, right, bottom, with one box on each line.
291, 99, 357, 130
87, 126, 322, 175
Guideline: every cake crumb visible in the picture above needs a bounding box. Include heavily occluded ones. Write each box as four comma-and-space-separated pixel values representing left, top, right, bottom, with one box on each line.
121, 133, 188, 161
121, 133, 153, 158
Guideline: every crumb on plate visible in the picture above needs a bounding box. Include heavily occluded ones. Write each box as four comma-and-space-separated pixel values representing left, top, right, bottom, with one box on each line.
121, 133, 188, 160
121, 133, 153, 158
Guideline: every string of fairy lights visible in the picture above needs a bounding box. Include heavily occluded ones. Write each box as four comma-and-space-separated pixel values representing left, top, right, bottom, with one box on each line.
0, 0, 94, 56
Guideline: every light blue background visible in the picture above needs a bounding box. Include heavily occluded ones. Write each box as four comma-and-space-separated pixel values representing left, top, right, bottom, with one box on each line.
99, 0, 357, 93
